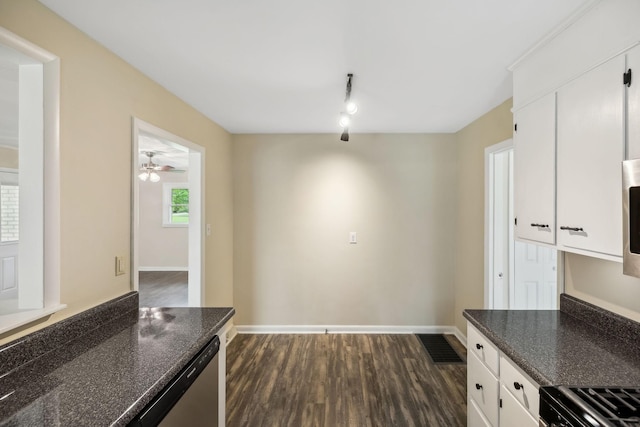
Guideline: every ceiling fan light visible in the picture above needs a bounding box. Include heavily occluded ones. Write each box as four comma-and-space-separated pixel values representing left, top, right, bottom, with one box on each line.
345, 101, 358, 115
138, 171, 149, 181
339, 113, 351, 128
149, 172, 160, 182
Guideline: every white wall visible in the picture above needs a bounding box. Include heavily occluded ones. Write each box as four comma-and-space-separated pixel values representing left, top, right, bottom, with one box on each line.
138, 173, 188, 269
232, 133, 458, 327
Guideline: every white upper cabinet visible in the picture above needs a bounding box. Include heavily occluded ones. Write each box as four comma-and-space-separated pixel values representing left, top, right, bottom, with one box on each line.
556, 55, 625, 258
514, 93, 556, 245
628, 45, 640, 160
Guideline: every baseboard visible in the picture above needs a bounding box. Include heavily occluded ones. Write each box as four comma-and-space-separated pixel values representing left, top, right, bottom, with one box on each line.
138, 266, 188, 272
235, 324, 465, 337
226, 324, 238, 344
452, 326, 467, 348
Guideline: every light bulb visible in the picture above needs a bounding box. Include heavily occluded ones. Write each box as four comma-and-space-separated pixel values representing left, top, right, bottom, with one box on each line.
345, 101, 358, 115
138, 171, 149, 181
339, 113, 351, 128
150, 172, 160, 183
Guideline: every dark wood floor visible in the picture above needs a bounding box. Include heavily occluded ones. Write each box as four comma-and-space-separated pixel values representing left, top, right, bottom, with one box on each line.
138, 271, 188, 307
226, 334, 467, 427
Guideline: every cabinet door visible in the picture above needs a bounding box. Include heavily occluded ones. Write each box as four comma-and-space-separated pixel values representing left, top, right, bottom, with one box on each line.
557, 55, 625, 257
500, 355, 539, 419
467, 352, 499, 427
628, 45, 640, 159
499, 385, 538, 427
514, 93, 556, 244
468, 397, 493, 427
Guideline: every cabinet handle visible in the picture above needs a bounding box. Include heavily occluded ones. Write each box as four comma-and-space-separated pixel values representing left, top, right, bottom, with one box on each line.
475, 383, 483, 390
513, 382, 523, 390
531, 223, 549, 228
475, 343, 483, 350
560, 226, 584, 232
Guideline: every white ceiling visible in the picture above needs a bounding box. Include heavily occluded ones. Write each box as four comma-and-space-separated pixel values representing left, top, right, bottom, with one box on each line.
39, 0, 592, 134
138, 131, 189, 170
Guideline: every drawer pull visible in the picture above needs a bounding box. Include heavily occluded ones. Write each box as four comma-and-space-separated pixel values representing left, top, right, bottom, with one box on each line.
513, 382, 523, 390
560, 226, 584, 232
475, 383, 483, 390
530, 223, 549, 228
475, 343, 483, 350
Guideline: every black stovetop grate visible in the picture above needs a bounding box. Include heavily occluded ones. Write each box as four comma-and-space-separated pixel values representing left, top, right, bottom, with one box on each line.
570, 387, 640, 427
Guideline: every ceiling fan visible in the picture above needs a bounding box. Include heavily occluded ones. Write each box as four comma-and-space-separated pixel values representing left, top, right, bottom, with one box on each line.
138, 151, 185, 182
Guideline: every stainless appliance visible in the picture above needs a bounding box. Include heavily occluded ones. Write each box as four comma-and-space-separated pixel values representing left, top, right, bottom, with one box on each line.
539, 386, 640, 426
130, 335, 220, 427
623, 159, 640, 278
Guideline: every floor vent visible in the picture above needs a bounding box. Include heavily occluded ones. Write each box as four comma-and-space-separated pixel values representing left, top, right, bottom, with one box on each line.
416, 334, 465, 364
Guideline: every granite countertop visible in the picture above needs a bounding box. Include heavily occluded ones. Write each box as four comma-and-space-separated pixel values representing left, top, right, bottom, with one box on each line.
0, 292, 234, 426
464, 294, 640, 387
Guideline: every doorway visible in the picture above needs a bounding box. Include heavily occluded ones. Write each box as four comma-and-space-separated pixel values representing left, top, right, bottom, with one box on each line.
132, 119, 205, 307
485, 140, 558, 310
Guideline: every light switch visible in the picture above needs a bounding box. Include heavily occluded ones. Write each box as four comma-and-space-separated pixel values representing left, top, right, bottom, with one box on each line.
349, 232, 357, 244
206, 224, 212, 236
115, 256, 125, 276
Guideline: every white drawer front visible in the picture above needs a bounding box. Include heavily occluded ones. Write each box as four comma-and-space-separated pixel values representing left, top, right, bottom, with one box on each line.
467, 323, 499, 375
500, 355, 539, 419
500, 384, 538, 427
468, 352, 499, 427
468, 397, 493, 427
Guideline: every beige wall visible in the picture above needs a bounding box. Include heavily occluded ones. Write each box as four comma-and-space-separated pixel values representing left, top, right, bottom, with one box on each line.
0, 147, 18, 169
565, 254, 640, 322
233, 133, 458, 326
0, 0, 233, 344
138, 175, 189, 269
453, 99, 514, 335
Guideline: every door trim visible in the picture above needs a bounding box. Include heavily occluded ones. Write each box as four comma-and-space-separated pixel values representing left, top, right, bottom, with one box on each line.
484, 139, 514, 309
131, 118, 205, 306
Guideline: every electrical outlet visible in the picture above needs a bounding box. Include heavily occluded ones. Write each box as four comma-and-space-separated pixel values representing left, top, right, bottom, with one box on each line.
115, 256, 125, 276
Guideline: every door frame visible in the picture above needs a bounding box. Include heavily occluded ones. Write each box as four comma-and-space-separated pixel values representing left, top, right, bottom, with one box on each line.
131, 118, 205, 306
484, 139, 514, 309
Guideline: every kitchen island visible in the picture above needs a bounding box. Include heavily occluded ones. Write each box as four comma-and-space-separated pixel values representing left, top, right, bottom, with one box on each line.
0, 292, 234, 426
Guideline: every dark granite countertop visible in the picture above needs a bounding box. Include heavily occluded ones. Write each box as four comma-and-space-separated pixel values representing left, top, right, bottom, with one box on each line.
0, 292, 234, 426
464, 295, 640, 387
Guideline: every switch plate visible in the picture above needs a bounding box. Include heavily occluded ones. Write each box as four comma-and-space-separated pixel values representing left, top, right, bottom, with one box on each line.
115, 256, 125, 276
206, 223, 212, 236
349, 232, 357, 244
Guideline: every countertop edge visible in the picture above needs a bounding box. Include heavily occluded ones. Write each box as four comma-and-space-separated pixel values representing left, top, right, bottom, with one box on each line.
463, 310, 552, 387
114, 307, 235, 426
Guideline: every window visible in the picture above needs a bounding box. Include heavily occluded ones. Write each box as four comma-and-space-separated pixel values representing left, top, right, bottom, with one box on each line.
163, 183, 189, 226
1, 182, 19, 243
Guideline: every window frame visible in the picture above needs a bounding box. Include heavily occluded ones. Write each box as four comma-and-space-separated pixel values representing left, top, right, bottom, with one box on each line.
162, 182, 190, 227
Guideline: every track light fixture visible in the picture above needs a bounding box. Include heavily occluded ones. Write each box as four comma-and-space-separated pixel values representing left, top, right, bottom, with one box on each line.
339, 73, 357, 141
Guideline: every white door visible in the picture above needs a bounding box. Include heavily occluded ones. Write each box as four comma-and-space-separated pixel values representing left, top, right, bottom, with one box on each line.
486, 142, 558, 310
512, 242, 557, 309
0, 171, 19, 308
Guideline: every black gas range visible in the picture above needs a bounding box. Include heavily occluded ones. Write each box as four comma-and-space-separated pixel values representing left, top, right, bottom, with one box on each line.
540, 386, 640, 427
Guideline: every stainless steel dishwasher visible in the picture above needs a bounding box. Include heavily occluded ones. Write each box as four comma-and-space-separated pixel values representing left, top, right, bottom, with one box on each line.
130, 335, 220, 427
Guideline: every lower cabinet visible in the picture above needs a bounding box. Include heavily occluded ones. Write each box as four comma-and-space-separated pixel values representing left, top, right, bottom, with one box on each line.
467, 322, 539, 426
500, 385, 537, 427
468, 398, 493, 427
